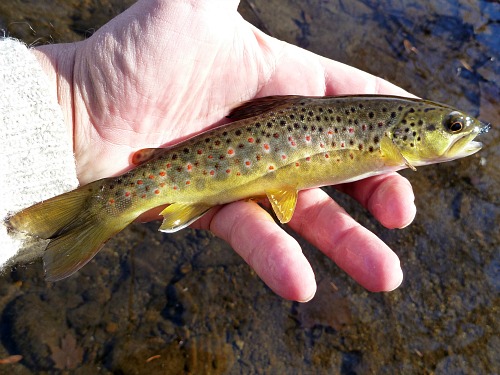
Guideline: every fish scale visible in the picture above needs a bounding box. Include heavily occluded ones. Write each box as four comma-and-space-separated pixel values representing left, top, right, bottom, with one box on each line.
7, 95, 489, 281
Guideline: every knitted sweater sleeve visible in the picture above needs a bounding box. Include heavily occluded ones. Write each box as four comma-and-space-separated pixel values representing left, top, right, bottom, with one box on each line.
0, 38, 79, 272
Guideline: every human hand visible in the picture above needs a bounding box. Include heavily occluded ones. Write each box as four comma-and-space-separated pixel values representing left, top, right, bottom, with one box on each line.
32, 0, 416, 301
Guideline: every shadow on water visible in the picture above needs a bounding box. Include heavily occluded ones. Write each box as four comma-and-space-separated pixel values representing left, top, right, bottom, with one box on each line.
0, 0, 498, 373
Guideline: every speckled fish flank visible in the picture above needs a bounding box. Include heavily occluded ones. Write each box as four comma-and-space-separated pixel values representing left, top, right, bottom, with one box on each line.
7, 95, 489, 281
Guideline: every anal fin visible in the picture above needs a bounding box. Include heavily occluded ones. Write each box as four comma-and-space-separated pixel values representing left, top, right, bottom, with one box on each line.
159, 203, 212, 233
265, 187, 299, 224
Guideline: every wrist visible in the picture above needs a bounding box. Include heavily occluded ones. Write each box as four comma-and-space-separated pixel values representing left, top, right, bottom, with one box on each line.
30, 43, 78, 148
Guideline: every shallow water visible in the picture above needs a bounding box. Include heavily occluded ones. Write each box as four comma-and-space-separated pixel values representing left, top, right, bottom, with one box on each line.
1, 0, 498, 373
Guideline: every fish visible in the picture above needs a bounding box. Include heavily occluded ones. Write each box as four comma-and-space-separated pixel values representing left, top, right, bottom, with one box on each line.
6, 95, 490, 281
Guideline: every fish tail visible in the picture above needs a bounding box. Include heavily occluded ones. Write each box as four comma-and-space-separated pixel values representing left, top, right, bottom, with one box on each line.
7, 182, 133, 281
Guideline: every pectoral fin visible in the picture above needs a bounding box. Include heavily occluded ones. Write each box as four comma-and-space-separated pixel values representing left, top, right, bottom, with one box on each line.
265, 187, 299, 224
159, 203, 212, 233
380, 136, 417, 171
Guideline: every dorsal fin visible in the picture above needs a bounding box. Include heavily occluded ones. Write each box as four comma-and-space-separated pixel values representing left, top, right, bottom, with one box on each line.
227, 95, 305, 120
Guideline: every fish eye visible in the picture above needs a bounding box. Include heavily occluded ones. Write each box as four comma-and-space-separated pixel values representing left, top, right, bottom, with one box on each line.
449, 121, 463, 132
443, 112, 466, 134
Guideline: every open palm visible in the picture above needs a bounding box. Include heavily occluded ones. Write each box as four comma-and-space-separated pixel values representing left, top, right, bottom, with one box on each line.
36, 0, 416, 301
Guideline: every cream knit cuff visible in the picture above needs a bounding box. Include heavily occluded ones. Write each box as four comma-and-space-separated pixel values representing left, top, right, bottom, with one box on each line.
0, 38, 79, 272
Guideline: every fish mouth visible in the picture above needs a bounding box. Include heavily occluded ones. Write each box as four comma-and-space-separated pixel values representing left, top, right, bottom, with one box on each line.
444, 121, 490, 160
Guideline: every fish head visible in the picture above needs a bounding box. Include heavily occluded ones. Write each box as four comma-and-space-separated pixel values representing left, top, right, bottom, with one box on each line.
392, 105, 490, 166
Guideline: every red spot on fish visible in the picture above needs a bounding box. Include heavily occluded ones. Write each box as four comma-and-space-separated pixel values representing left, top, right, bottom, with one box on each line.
263, 144, 270, 151
159, 183, 165, 187
350, 153, 354, 159
295, 162, 300, 167
109, 198, 115, 204
281, 155, 287, 160
210, 170, 215, 176
248, 137, 254, 143
306, 157, 311, 162
226, 169, 231, 174
320, 143, 325, 148
154, 189, 160, 194
141, 194, 146, 198
328, 130, 333, 135
186, 180, 191, 185
378, 122, 384, 127
268, 165, 275, 171
148, 174, 154, 179
362, 124, 367, 131
227, 148, 235, 155
325, 153, 330, 158
237, 172, 241, 176
305, 135, 311, 142
125, 191, 131, 197
159, 171, 166, 177
208, 155, 213, 159
137, 180, 143, 185
173, 186, 178, 190
197, 149, 203, 155
341, 142, 345, 148
245, 160, 251, 167
349, 128, 354, 133
273, 133, 279, 138
166, 163, 172, 169
187, 164, 192, 171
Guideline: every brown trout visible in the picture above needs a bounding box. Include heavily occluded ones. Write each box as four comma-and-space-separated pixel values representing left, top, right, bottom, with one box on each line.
7, 95, 489, 281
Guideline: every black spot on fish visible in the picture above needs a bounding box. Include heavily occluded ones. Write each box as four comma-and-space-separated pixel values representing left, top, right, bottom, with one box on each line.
336, 116, 342, 122
183, 148, 190, 154
289, 114, 295, 120
311, 126, 316, 131
267, 122, 273, 128
418, 120, 423, 125
287, 126, 293, 132
300, 114, 305, 121
223, 131, 228, 136
369, 112, 374, 119
351, 107, 356, 113
391, 112, 397, 118
328, 108, 333, 114
255, 122, 261, 128
238, 143, 244, 148
398, 106, 403, 111
426, 124, 436, 131
358, 103, 364, 109
235, 130, 242, 136
349, 140, 354, 146
318, 107, 323, 112
308, 111, 314, 116
410, 108, 416, 113
316, 115, 321, 121
318, 127, 323, 132
205, 138, 210, 143
172, 154, 178, 160
303, 125, 308, 131
294, 123, 300, 129
374, 136, 380, 143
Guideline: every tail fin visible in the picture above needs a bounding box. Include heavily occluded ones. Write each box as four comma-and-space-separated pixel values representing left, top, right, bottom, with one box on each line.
7, 183, 133, 281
